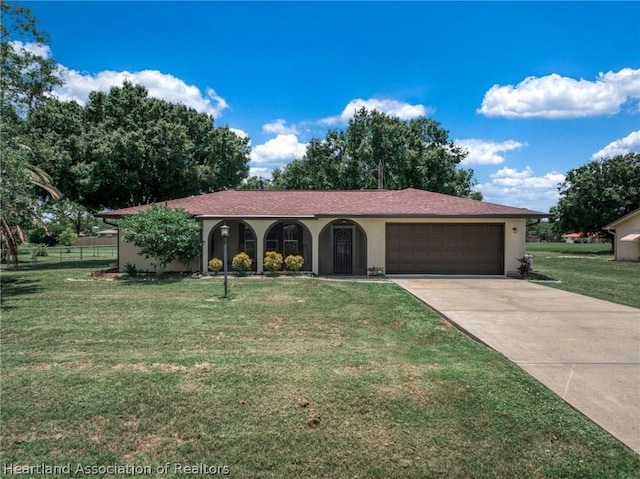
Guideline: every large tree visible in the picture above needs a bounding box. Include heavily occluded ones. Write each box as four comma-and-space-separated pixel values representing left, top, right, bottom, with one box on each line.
271, 108, 480, 199
552, 153, 640, 236
1, 1, 63, 266
27, 83, 251, 211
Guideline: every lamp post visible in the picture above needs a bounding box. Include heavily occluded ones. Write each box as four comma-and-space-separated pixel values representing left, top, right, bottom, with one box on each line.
220, 224, 230, 298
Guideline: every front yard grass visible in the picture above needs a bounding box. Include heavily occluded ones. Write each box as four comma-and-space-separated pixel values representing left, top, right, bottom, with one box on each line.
526, 242, 640, 308
1, 262, 639, 478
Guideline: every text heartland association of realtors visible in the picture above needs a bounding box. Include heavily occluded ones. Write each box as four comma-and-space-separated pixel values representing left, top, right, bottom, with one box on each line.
2, 462, 230, 475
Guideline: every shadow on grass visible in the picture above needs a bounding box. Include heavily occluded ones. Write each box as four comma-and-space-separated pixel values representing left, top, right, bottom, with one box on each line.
527, 244, 613, 256
0, 275, 43, 305
9, 259, 116, 271
121, 276, 190, 286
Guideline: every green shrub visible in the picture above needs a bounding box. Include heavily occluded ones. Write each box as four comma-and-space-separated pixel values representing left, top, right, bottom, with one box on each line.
123, 262, 138, 277
284, 254, 304, 272
232, 252, 252, 273
208, 257, 223, 274
263, 251, 283, 273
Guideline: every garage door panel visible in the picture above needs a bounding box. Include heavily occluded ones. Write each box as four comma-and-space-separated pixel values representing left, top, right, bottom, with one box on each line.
386, 223, 504, 275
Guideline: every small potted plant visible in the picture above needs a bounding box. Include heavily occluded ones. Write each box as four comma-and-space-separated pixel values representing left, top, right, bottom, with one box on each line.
367, 266, 385, 276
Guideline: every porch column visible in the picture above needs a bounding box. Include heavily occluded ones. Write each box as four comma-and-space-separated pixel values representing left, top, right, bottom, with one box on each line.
300, 219, 324, 275
201, 220, 217, 273
244, 219, 272, 275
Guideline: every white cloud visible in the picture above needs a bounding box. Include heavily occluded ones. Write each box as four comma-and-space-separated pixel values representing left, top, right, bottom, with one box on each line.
10, 40, 53, 59
475, 166, 565, 213
248, 167, 270, 177
457, 138, 527, 165
321, 98, 433, 125
229, 128, 249, 140
53, 67, 229, 118
249, 134, 308, 170
591, 130, 640, 159
478, 68, 640, 119
263, 119, 298, 135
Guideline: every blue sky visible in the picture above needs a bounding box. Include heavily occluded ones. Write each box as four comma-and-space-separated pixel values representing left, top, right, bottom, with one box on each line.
21, 1, 640, 213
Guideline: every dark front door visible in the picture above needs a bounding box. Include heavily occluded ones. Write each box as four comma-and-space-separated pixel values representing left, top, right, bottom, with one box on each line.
333, 227, 353, 274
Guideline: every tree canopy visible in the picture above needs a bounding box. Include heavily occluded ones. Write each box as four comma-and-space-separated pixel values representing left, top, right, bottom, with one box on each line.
27, 83, 251, 211
552, 153, 640, 235
271, 108, 481, 199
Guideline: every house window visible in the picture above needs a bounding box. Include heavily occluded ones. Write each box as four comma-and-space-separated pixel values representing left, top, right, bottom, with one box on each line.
266, 225, 280, 252
266, 223, 302, 256
240, 224, 256, 259
283, 224, 299, 256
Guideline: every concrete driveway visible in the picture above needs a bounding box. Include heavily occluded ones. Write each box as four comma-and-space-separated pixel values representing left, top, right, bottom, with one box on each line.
391, 277, 640, 454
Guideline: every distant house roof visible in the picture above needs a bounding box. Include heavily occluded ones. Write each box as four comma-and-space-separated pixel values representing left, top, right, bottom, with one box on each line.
603, 207, 640, 230
98, 188, 549, 219
96, 228, 118, 236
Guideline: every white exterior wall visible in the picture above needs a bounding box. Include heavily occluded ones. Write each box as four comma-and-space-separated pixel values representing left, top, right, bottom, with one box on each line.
612, 214, 640, 261
118, 230, 199, 273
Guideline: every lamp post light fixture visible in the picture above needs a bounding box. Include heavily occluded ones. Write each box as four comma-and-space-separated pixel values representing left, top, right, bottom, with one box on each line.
220, 224, 230, 298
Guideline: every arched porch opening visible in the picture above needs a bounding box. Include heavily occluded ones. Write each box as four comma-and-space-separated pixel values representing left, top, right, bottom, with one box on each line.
207, 220, 258, 272
318, 219, 368, 275
263, 220, 312, 272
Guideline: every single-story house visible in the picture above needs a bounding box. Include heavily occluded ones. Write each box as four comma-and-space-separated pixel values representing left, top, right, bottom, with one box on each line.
560, 232, 606, 244
603, 208, 640, 261
98, 188, 548, 276
561, 232, 582, 244
96, 228, 118, 238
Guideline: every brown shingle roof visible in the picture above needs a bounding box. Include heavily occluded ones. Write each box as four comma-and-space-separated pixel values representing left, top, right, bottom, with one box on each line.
98, 188, 548, 219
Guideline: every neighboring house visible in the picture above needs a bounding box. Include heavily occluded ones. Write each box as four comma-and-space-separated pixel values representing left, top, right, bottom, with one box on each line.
75, 229, 118, 247
561, 232, 582, 244
603, 208, 640, 261
98, 188, 548, 276
96, 228, 118, 238
561, 232, 606, 244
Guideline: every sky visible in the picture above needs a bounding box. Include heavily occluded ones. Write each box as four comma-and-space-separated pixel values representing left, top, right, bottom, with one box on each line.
19, 1, 640, 213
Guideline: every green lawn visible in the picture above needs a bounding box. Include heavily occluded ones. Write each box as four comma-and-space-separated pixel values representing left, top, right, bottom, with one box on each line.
526, 242, 640, 308
1, 261, 638, 478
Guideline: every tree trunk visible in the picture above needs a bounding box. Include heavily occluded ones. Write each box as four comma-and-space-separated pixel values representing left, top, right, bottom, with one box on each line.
1, 216, 20, 269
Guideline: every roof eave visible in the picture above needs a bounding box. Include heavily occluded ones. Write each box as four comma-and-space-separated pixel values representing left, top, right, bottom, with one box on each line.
196, 214, 317, 219
315, 213, 550, 219
602, 208, 640, 230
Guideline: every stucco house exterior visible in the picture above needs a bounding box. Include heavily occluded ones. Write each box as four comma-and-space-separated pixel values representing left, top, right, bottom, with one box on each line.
603, 208, 640, 261
98, 188, 548, 276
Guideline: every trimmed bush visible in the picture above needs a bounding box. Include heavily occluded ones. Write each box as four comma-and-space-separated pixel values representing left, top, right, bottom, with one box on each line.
232, 252, 252, 273
208, 257, 223, 274
284, 254, 304, 272
263, 251, 283, 273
